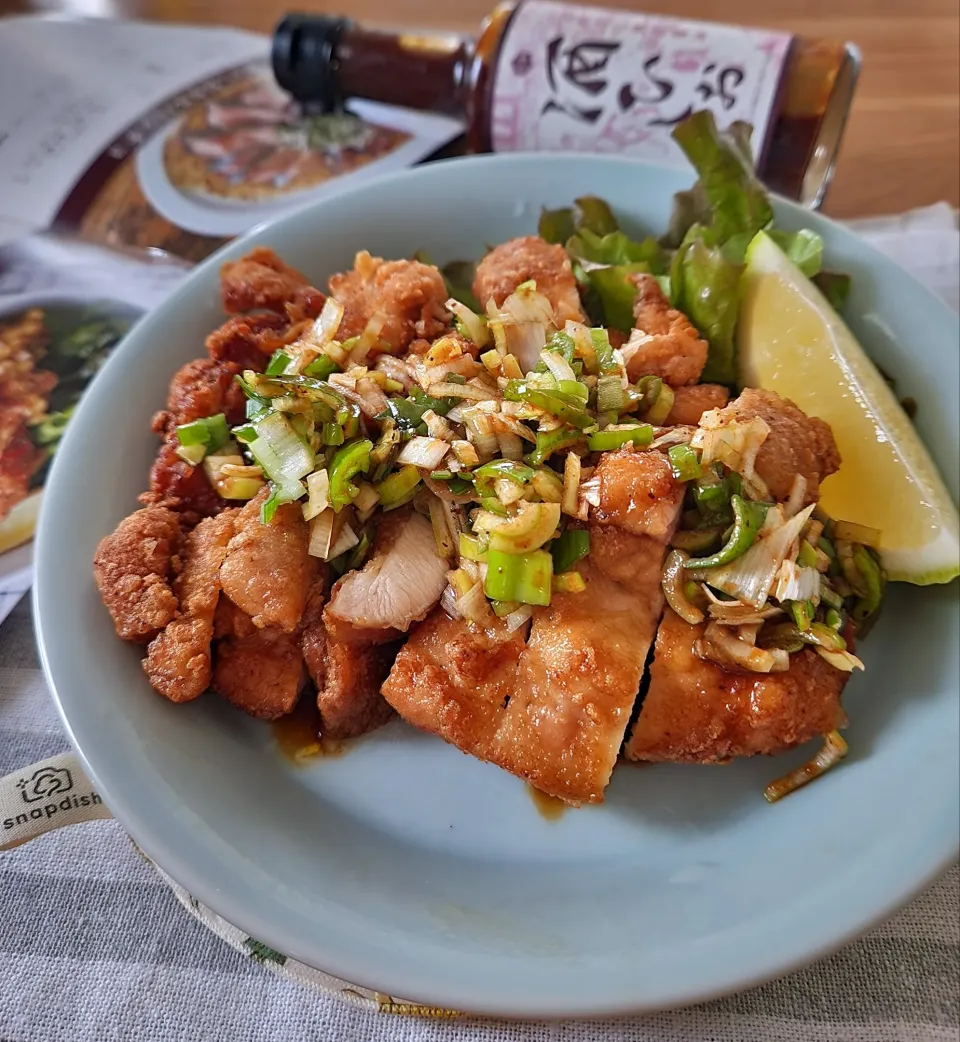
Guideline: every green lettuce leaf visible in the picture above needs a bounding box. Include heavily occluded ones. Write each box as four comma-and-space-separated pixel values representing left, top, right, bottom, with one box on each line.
769, 228, 824, 278
670, 234, 743, 385
671, 111, 773, 246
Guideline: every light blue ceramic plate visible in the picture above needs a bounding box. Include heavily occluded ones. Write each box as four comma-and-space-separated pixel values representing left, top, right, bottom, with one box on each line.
33, 155, 960, 1018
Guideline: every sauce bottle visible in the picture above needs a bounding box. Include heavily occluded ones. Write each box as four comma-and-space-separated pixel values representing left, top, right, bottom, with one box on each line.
272, 3, 859, 206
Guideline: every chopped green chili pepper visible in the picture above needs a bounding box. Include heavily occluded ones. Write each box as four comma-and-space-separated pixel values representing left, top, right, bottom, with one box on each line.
484, 547, 553, 607
692, 468, 741, 518
596, 374, 625, 413
671, 526, 724, 553
644, 383, 675, 425
551, 529, 590, 573
376, 465, 421, 511
797, 540, 819, 569
668, 443, 702, 482
825, 608, 843, 630
788, 599, 815, 632
852, 545, 885, 623
328, 439, 372, 510
322, 423, 344, 446
684, 495, 766, 568
586, 424, 653, 451
504, 381, 594, 429
558, 379, 589, 402
265, 349, 292, 376
817, 535, 837, 560
524, 429, 584, 466
176, 413, 229, 452
379, 387, 454, 432
303, 355, 338, 379
538, 207, 576, 244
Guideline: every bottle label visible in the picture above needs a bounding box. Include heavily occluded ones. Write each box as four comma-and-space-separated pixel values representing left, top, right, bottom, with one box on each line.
490, 1, 792, 163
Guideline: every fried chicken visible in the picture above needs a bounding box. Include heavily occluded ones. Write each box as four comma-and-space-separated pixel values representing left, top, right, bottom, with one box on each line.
324, 509, 448, 644
93, 507, 182, 642
150, 358, 247, 438
143, 509, 237, 702
621, 274, 709, 387
663, 383, 730, 427
299, 571, 396, 738
329, 251, 450, 352
718, 388, 841, 505
472, 236, 585, 324
219, 246, 325, 318
212, 626, 305, 720
205, 312, 291, 371
626, 609, 848, 762
219, 490, 310, 633
590, 448, 685, 541
140, 439, 226, 523
381, 610, 528, 756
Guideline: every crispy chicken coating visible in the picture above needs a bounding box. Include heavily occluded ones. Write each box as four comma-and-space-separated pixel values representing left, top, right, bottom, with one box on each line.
490, 545, 663, 804
663, 383, 730, 427
329, 251, 450, 353
472, 236, 585, 323
381, 610, 528, 756
219, 247, 325, 317
300, 572, 397, 738
143, 510, 236, 702
219, 491, 310, 633
93, 507, 182, 643
621, 274, 708, 387
590, 449, 685, 541
151, 358, 246, 437
213, 626, 305, 720
140, 440, 226, 524
205, 312, 290, 371
719, 387, 841, 504
626, 609, 848, 762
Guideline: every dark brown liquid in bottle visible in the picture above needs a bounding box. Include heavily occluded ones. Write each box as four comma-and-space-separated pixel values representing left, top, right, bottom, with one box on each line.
272, 5, 856, 205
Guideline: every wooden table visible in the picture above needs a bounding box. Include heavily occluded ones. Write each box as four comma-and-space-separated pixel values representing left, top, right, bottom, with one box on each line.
3, 0, 958, 217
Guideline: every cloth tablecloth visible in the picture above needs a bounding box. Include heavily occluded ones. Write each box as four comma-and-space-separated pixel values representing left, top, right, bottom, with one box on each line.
1, 206, 958, 1042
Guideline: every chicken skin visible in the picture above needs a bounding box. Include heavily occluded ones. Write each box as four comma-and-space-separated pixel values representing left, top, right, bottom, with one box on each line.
626, 609, 848, 762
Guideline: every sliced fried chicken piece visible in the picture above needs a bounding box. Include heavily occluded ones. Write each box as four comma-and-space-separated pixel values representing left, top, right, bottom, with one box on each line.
590, 448, 685, 541
472, 236, 585, 323
626, 609, 848, 762
489, 536, 665, 804
205, 312, 290, 371
383, 456, 682, 805
716, 387, 841, 505
621, 274, 708, 387
219, 490, 310, 633
324, 509, 448, 644
212, 625, 305, 720
381, 610, 528, 755
316, 639, 398, 739
94, 507, 182, 642
143, 510, 236, 702
299, 571, 396, 738
663, 383, 730, 427
329, 251, 449, 352
219, 247, 325, 317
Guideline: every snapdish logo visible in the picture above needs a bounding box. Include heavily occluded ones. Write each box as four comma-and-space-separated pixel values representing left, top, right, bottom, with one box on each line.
4, 766, 102, 831
17, 766, 74, 803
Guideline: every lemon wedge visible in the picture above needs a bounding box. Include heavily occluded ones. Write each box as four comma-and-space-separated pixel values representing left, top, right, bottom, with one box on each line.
738, 231, 959, 585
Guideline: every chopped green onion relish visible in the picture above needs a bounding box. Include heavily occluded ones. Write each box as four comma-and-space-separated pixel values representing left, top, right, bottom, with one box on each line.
328, 440, 372, 510
586, 424, 653, 451
484, 547, 553, 607
683, 495, 766, 569
376, 465, 421, 511
667, 443, 702, 482
175, 413, 229, 452
551, 529, 590, 573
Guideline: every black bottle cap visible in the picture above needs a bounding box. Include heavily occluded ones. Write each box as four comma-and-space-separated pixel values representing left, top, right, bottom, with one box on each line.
271, 13, 353, 111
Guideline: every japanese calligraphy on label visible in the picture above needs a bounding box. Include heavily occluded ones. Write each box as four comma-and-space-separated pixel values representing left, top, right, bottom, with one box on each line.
490, 1, 792, 164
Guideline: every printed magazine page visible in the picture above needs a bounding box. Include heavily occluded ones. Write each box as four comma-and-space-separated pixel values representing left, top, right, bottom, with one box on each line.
0, 15, 464, 624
